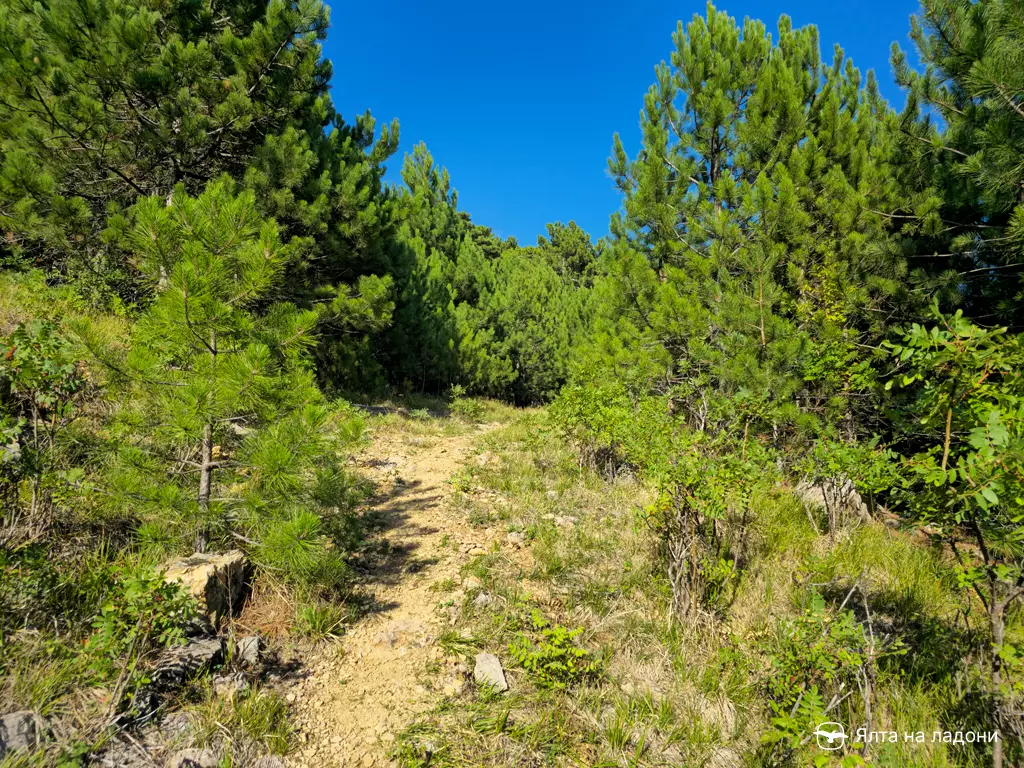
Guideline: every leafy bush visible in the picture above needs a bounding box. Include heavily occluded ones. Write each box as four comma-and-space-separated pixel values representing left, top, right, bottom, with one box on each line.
759, 588, 905, 765
449, 385, 484, 421
84, 567, 196, 680
508, 610, 601, 689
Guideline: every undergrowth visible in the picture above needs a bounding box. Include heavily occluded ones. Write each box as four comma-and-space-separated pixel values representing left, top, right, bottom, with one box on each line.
392, 409, 996, 767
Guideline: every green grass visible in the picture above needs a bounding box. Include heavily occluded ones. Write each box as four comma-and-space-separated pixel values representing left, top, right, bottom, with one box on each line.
390, 407, 995, 767
293, 602, 347, 641
186, 684, 292, 759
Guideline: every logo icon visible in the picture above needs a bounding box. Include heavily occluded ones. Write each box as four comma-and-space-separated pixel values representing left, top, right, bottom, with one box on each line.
814, 722, 846, 750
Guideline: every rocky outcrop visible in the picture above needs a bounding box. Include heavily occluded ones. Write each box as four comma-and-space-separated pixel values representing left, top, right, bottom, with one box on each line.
163, 551, 249, 627
0, 711, 49, 757
126, 636, 226, 722
151, 637, 225, 691
795, 477, 870, 522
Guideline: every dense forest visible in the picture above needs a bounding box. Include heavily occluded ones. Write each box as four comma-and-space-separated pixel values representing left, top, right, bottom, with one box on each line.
1, 0, 1023, 766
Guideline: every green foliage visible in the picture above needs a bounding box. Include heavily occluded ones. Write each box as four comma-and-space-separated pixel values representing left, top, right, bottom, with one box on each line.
589, 2, 908, 437
764, 592, 873, 709
887, 307, 1024, 747
793, 438, 899, 534
383, 144, 590, 403
83, 567, 195, 679
760, 589, 904, 767
73, 180, 363, 593
0, 0, 400, 326
0, 321, 87, 513
508, 610, 601, 690
892, 0, 1024, 326
448, 385, 484, 421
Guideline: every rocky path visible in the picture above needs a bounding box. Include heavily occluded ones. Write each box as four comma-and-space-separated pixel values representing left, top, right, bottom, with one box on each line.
284, 419, 499, 768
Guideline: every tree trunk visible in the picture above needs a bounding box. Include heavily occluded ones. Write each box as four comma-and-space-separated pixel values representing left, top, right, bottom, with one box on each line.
196, 329, 216, 553
991, 599, 1006, 768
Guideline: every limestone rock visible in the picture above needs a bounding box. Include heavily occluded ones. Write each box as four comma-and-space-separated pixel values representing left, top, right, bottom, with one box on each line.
165, 748, 220, 768
212, 672, 247, 698
149, 637, 225, 693
163, 550, 249, 627
506, 532, 526, 547
472, 592, 494, 609
461, 576, 482, 591
473, 652, 508, 692
235, 635, 262, 666
0, 711, 49, 757
795, 477, 870, 521
250, 758, 287, 768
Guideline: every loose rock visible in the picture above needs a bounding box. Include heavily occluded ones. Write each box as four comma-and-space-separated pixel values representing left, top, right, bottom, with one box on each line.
0, 711, 49, 757
235, 635, 262, 666
150, 637, 225, 691
473, 652, 508, 692
165, 748, 220, 768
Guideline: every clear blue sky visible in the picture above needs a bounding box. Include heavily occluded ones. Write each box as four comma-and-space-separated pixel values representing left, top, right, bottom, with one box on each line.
322, 1, 922, 245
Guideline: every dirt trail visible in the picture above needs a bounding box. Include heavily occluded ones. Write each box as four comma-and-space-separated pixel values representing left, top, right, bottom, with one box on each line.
285, 419, 498, 768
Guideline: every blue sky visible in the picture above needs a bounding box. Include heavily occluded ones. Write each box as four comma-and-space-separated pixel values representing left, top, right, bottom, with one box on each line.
322, 1, 922, 245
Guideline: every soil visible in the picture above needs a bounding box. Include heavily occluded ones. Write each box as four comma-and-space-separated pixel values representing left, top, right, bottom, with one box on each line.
283, 420, 503, 768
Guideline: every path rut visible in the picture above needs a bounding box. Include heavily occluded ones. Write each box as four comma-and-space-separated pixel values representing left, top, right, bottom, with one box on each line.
285, 420, 498, 768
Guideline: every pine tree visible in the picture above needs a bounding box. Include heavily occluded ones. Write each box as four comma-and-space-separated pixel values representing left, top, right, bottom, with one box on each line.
594, 3, 908, 439
78, 179, 354, 589
0, 0, 399, 361
892, 0, 1024, 328
535, 221, 599, 286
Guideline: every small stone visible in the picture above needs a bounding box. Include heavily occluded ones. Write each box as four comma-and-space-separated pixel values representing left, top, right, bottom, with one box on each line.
285, 692, 297, 704
469, 547, 487, 556
235, 635, 262, 666
165, 748, 220, 768
473, 652, 508, 692
553, 515, 578, 528
472, 592, 494, 609
461, 576, 482, 591
250, 759, 287, 768
0, 711, 49, 756
506, 532, 526, 547
374, 631, 397, 647
545, 490, 558, 500
148, 637, 225, 692
212, 673, 247, 698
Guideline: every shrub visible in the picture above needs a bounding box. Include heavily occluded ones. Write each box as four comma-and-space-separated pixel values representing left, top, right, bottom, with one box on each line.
84, 567, 196, 680
508, 610, 601, 689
